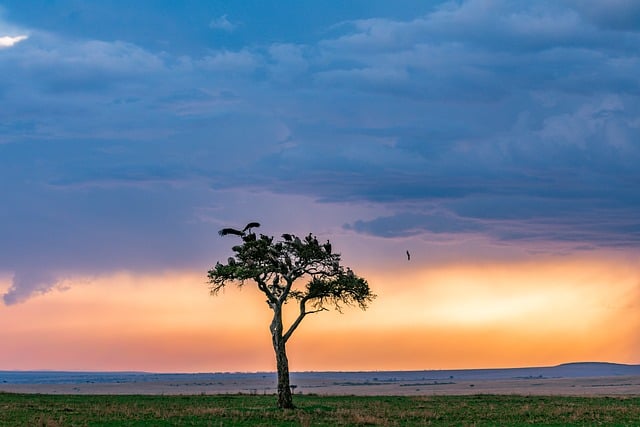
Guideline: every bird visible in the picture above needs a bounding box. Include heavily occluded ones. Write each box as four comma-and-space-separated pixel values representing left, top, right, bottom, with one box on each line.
406, 250, 411, 261
219, 227, 244, 237
243, 222, 261, 233
243, 234, 257, 243
218, 222, 261, 237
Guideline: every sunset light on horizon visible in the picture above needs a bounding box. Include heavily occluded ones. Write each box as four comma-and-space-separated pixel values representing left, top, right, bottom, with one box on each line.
1, 250, 638, 372
1, 1, 639, 374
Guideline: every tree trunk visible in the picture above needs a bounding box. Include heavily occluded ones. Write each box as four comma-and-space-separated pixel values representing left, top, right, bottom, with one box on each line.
271, 306, 294, 409
274, 337, 293, 408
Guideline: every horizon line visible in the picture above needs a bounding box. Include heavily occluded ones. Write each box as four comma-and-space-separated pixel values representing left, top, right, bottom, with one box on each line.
2, 361, 638, 375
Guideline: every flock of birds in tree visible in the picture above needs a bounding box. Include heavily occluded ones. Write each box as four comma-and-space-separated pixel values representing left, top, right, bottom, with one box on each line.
219, 221, 410, 261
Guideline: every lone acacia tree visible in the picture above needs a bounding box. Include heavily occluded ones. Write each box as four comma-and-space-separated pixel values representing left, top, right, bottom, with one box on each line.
207, 222, 375, 409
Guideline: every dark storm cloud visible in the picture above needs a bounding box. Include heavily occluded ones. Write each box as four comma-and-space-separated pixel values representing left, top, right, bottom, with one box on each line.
346, 211, 485, 238
1, 0, 640, 303
570, 0, 640, 32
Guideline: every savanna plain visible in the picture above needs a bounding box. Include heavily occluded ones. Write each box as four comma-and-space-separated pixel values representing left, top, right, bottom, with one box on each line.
2, 393, 640, 426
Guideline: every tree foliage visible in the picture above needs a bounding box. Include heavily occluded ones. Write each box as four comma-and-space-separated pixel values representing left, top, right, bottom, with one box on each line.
208, 231, 374, 338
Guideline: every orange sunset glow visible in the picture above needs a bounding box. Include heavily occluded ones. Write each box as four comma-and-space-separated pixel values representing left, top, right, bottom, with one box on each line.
1, 254, 637, 373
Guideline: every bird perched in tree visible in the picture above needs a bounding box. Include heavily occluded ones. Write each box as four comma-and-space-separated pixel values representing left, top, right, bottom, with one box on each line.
406, 250, 411, 261
242, 232, 257, 242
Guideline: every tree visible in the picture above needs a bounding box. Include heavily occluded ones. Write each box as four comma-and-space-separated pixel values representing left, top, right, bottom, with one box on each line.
207, 223, 375, 409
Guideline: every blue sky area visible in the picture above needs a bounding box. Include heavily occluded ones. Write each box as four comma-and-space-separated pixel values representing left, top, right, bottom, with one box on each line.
1, 0, 639, 304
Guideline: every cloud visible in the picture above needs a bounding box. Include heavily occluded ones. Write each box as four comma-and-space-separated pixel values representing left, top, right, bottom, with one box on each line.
570, 0, 640, 31
198, 49, 259, 72
2, 1, 640, 304
2, 270, 57, 305
0, 34, 27, 48
209, 14, 237, 32
346, 211, 485, 238
0, 9, 29, 49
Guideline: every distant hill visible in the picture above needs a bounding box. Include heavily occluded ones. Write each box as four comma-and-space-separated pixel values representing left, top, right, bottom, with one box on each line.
549, 362, 640, 378
425, 362, 640, 380
300, 362, 640, 382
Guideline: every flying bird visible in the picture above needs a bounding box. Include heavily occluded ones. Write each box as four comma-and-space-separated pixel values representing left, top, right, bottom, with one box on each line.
219, 227, 244, 237
243, 222, 261, 233
406, 250, 411, 261
218, 222, 261, 237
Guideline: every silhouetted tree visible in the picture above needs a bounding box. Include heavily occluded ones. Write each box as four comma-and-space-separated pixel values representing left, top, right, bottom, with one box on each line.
208, 223, 375, 409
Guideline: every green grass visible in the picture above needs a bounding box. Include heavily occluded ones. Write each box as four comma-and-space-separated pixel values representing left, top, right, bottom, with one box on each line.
1, 393, 639, 426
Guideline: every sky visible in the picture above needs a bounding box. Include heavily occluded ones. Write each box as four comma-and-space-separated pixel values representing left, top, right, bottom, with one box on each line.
0, 0, 639, 373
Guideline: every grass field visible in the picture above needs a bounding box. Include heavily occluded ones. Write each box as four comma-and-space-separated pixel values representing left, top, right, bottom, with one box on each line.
1, 393, 639, 426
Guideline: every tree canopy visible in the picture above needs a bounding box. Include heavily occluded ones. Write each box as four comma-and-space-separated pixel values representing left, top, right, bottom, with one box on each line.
208, 224, 374, 408
209, 231, 373, 338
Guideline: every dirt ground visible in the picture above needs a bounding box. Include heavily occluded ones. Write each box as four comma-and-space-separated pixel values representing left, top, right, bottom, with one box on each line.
2, 375, 639, 396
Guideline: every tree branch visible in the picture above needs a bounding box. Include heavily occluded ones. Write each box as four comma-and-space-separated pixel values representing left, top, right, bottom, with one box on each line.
283, 298, 327, 343
257, 278, 278, 305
